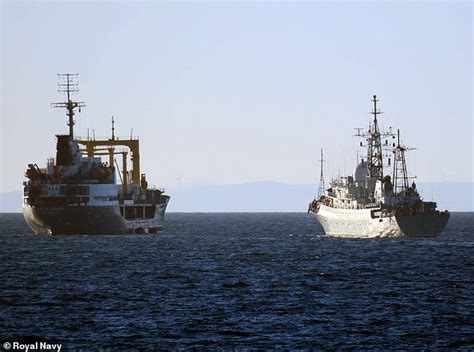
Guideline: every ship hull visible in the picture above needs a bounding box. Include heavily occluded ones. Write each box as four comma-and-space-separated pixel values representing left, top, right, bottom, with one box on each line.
311, 204, 449, 238
395, 212, 450, 237
23, 205, 127, 235
23, 200, 169, 235
123, 201, 168, 234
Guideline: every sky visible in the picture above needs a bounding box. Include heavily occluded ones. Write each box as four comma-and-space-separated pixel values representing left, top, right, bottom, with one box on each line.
1, 1, 472, 193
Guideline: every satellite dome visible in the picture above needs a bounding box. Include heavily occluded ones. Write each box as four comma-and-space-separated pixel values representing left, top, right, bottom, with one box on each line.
353, 161, 367, 183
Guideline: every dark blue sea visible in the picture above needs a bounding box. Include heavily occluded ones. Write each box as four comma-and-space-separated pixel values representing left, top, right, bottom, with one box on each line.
1, 212, 473, 350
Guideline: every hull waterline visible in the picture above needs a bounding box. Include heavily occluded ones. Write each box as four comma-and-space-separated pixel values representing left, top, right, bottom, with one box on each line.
311, 204, 449, 238
23, 199, 169, 235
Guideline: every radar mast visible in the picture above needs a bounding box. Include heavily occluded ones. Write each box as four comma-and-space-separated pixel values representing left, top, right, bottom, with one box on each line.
51, 73, 85, 139
367, 95, 384, 181
392, 129, 411, 194
317, 148, 325, 197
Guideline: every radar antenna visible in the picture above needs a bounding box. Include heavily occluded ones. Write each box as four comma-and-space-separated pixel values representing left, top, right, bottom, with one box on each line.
51, 73, 86, 139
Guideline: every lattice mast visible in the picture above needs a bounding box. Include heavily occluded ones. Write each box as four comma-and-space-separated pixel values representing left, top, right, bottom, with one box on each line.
51, 73, 85, 139
367, 95, 384, 181
317, 148, 325, 197
392, 129, 409, 194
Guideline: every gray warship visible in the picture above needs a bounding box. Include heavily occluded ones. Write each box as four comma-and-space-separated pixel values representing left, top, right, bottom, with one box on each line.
308, 95, 449, 237
23, 74, 170, 234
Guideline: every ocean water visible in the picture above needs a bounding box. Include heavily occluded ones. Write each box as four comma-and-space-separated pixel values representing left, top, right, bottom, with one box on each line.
0, 212, 473, 350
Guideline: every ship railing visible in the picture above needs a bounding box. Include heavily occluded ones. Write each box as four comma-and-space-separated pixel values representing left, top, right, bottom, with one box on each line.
76, 135, 139, 141
147, 185, 166, 193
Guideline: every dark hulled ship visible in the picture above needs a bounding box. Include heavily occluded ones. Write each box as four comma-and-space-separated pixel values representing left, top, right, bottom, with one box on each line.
23, 74, 170, 234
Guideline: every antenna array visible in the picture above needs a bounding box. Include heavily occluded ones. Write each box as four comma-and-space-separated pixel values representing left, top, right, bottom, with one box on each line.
51, 73, 86, 138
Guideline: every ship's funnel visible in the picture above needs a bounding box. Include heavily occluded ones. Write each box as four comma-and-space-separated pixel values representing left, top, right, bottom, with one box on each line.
55, 135, 73, 166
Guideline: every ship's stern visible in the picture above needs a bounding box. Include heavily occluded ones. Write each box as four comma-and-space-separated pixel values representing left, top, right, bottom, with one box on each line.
395, 211, 450, 237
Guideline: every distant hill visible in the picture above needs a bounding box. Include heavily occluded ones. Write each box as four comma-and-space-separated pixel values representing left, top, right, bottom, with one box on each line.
165, 181, 473, 212
165, 181, 316, 212
414, 181, 473, 212
1, 181, 472, 212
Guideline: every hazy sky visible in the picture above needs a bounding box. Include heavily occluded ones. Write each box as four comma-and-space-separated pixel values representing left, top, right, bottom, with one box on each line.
1, 1, 472, 193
